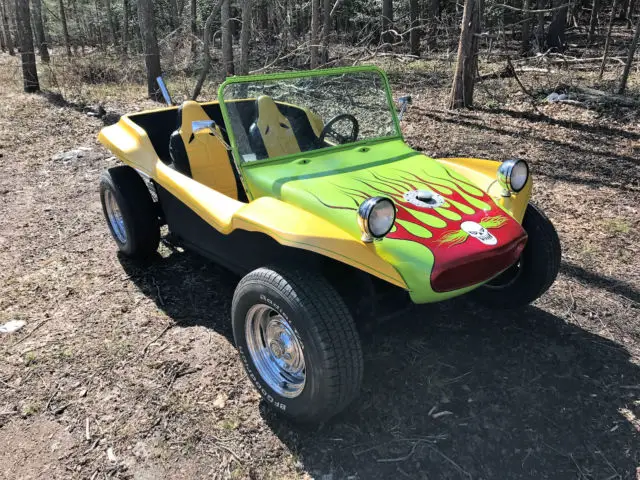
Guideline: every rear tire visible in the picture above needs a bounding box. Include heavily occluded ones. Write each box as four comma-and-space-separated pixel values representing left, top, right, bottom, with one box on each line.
470, 203, 561, 308
232, 266, 363, 423
100, 166, 160, 258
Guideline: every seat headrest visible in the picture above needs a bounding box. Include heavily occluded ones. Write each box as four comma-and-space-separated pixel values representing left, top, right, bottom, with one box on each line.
179, 101, 212, 140
255, 96, 290, 130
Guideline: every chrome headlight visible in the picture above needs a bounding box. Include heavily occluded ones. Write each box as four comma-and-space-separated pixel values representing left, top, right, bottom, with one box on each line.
497, 159, 529, 193
357, 197, 396, 243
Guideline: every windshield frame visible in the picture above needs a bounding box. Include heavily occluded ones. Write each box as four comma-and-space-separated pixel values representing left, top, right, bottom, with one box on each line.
217, 66, 403, 168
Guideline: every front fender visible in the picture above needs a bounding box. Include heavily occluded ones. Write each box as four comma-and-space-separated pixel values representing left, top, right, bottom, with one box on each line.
435, 157, 532, 223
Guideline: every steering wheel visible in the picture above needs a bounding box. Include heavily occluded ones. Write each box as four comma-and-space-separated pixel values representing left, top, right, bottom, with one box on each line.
318, 114, 359, 145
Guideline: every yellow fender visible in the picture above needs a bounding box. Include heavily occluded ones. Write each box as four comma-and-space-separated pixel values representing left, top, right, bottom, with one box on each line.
98, 119, 407, 289
436, 157, 532, 223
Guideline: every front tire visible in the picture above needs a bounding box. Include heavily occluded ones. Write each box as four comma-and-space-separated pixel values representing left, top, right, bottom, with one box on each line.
100, 166, 160, 258
470, 203, 561, 308
232, 266, 363, 423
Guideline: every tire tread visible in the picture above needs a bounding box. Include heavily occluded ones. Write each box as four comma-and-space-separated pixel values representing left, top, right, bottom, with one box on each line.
233, 266, 363, 422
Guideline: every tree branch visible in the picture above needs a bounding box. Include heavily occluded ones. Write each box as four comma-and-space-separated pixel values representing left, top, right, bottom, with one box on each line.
192, 0, 224, 100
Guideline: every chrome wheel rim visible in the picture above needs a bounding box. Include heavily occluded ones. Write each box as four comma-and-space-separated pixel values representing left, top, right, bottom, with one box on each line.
104, 189, 127, 244
245, 304, 306, 398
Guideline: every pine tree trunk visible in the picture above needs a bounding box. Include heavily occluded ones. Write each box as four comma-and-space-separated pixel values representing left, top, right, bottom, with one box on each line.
0, 19, 5, 50
449, 0, 480, 108
121, 0, 128, 54
59, 0, 71, 56
137, 0, 162, 100
30, 0, 49, 62
588, 0, 600, 42
521, 0, 531, 55
321, 0, 330, 63
381, 0, 393, 45
238, 0, 251, 75
618, 16, 640, 93
409, 0, 421, 55
15, 0, 39, 92
221, 0, 234, 76
1, 0, 14, 54
310, 0, 319, 68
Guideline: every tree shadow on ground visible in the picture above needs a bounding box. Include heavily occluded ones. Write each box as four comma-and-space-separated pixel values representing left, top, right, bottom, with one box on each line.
474, 106, 640, 142
561, 260, 640, 305
422, 110, 640, 168
120, 249, 640, 480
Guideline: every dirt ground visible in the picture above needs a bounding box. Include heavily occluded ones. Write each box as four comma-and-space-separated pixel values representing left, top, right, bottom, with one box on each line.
0, 51, 639, 480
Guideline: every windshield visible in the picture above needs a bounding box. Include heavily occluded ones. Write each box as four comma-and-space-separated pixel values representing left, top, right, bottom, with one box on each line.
219, 68, 400, 164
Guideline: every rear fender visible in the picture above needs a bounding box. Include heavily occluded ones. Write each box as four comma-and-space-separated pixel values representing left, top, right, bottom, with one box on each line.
98, 116, 158, 177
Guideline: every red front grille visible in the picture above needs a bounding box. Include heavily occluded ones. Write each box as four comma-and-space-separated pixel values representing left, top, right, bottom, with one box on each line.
431, 236, 527, 293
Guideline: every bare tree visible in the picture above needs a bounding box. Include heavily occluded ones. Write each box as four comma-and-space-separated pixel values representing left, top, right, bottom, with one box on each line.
599, 0, 618, 78
137, 0, 162, 100
546, 0, 567, 50
310, 0, 319, 68
409, 0, 421, 55
627, 0, 638, 22
382, 0, 393, 45
221, 0, 234, 76
238, 0, 252, 75
59, 0, 71, 56
167, 0, 179, 30
15, 0, 39, 92
1, 0, 14, 54
121, 0, 129, 54
427, 0, 439, 48
535, 0, 545, 50
31, 0, 49, 62
618, 15, 640, 93
105, 0, 118, 47
521, 0, 532, 55
190, 0, 197, 54
449, 0, 481, 108
94, 0, 105, 50
588, 0, 600, 42
192, 0, 223, 100
321, 0, 330, 63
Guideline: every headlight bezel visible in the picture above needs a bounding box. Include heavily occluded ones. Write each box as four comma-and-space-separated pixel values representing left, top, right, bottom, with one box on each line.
357, 197, 396, 243
497, 159, 529, 194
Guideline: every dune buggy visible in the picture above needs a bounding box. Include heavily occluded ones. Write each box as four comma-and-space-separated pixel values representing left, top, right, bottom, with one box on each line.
98, 66, 560, 422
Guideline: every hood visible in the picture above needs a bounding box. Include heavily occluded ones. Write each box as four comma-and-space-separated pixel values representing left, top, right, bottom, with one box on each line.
244, 144, 527, 300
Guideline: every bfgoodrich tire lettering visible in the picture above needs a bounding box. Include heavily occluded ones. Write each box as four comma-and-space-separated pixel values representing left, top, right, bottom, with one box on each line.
232, 266, 363, 423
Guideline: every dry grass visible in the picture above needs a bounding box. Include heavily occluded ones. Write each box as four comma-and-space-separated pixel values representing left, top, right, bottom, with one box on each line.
0, 45, 639, 479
